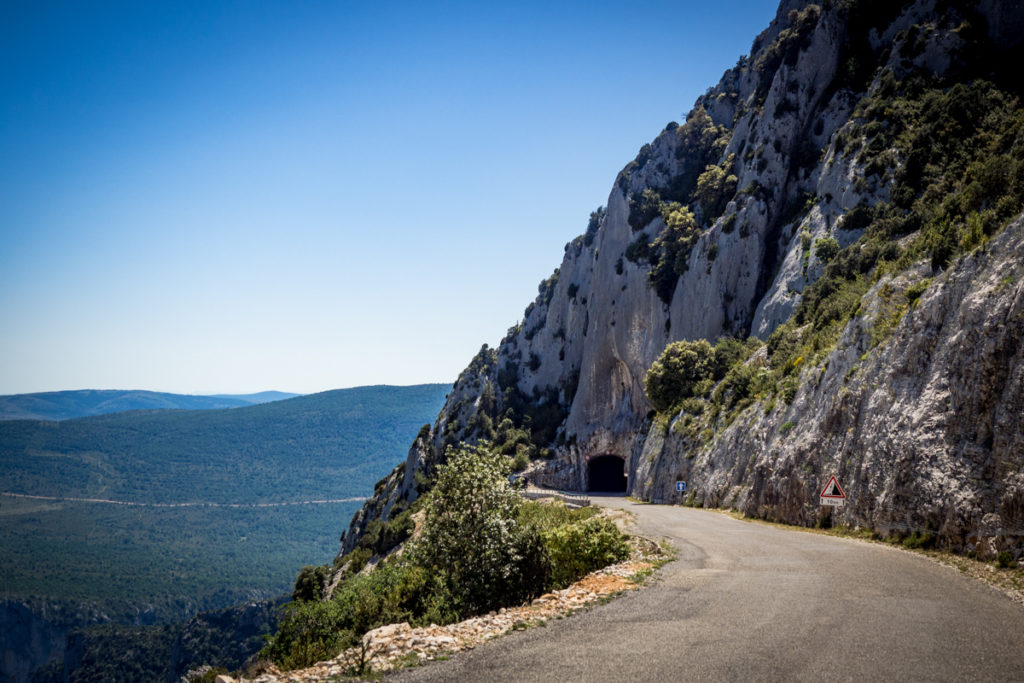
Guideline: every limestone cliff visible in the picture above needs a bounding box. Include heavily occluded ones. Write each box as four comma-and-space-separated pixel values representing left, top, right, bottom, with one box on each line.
341, 0, 1024, 560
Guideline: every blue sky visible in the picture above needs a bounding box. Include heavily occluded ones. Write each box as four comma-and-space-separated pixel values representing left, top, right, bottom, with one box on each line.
0, 0, 779, 395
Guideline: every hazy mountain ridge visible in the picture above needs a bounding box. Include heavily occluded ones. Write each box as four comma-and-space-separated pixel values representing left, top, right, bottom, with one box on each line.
0, 389, 300, 422
341, 0, 1024, 560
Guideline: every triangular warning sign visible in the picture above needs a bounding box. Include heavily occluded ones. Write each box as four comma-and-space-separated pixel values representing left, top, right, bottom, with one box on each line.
820, 475, 846, 499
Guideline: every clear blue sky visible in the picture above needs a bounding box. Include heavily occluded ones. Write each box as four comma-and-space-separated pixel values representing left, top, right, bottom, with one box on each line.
0, 0, 779, 395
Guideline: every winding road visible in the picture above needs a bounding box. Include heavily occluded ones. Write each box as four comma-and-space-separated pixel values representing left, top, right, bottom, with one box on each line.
390, 495, 1024, 682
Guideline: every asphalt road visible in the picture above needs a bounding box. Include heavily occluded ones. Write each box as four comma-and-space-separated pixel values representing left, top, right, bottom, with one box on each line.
389, 495, 1024, 682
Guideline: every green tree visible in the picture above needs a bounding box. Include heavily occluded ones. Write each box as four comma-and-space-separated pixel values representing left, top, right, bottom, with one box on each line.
410, 444, 549, 616
814, 236, 840, 263
644, 340, 716, 411
292, 565, 330, 602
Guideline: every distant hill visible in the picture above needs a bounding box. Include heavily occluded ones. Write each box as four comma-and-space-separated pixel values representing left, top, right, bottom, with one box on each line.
0, 383, 449, 612
0, 389, 298, 421
207, 390, 300, 405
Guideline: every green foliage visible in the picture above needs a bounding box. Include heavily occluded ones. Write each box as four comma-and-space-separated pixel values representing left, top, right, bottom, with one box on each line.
624, 234, 656, 264
845, 76, 1024, 271
584, 206, 605, 246
905, 278, 931, 305
711, 336, 761, 380
649, 204, 701, 302
620, 107, 733, 304
901, 531, 935, 550
515, 499, 598, 531
264, 562, 455, 672
694, 155, 738, 221
511, 447, 530, 472
666, 107, 731, 199
537, 268, 561, 307
263, 450, 636, 672
644, 340, 716, 412
497, 382, 568, 450
628, 188, 664, 231
260, 598, 351, 670
541, 518, 630, 590
751, 5, 821, 105
37, 599, 282, 683
712, 362, 772, 413
814, 236, 840, 263
412, 444, 548, 616
721, 212, 738, 234
996, 551, 1016, 569
40, 623, 180, 683
759, 74, 1024, 386
292, 565, 330, 602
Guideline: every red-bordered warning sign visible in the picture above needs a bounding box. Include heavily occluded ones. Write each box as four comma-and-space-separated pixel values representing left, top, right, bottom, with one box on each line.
819, 475, 846, 507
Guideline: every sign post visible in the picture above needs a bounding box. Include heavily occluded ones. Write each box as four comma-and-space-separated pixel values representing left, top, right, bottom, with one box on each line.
676, 481, 686, 493
819, 475, 846, 507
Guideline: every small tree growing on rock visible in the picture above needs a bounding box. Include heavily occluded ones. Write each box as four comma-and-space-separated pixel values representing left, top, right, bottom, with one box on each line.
645, 339, 716, 412
409, 443, 549, 617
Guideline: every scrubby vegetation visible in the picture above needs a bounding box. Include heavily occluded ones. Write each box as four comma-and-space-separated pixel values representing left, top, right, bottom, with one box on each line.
645, 337, 765, 420
644, 45, 1024, 427
622, 108, 735, 304
261, 444, 629, 671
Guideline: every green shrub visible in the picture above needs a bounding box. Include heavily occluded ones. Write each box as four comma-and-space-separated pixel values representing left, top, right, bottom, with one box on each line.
625, 234, 656, 264
292, 565, 330, 602
995, 551, 1016, 569
263, 562, 456, 671
628, 188, 664, 231
331, 563, 453, 639
542, 518, 630, 589
645, 339, 716, 412
694, 156, 737, 221
263, 450, 636, 672
584, 206, 604, 246
260, 599, 352, 670
721, 212, 737, 233
649, 204, 701, 303
901, 532, 935, 550
814, 236, 840, 263
904, 278, 930, 305
411, 444, 549, 617
511, 446, 530, 472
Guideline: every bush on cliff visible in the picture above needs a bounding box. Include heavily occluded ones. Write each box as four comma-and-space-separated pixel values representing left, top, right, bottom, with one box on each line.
409, 443, 551, 616
262, 443, 631, 670
645, 339, 716, 411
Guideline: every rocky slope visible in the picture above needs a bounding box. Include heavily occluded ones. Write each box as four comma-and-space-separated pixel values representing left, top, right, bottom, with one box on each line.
340, 0, 1024, 561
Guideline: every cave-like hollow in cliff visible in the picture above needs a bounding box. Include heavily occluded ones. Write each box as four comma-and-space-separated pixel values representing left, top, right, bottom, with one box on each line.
587, 454, 627, 492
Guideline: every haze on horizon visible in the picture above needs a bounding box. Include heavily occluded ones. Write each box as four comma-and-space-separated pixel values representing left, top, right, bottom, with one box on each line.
0, 0, 778, 396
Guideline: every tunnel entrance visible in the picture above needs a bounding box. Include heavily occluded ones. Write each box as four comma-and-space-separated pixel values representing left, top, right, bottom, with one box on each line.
588, 455, 627, 492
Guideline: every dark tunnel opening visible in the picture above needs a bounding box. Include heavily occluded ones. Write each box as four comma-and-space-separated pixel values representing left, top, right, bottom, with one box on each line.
588, 455, 627, 492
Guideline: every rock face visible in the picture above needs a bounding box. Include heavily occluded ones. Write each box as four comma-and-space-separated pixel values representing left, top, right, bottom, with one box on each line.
634, 216, 1024, 558
341, 0, 1024, 559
